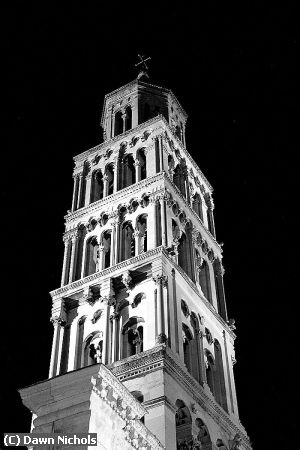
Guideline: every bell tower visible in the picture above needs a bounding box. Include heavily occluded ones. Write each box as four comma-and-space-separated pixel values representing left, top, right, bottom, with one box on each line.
19, 66, 252, 450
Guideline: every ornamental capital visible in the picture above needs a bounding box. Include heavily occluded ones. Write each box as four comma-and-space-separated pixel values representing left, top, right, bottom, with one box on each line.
50, 316, 66, 327
152, 274, 168, 287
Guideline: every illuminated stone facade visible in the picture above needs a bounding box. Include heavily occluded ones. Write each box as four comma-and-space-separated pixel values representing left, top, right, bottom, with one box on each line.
20, 77, 252, 450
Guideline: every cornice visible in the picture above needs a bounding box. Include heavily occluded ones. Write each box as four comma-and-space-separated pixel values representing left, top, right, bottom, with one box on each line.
74, 116, 165, 163
65, 172, 165, 223
110, 346, 251, 450
50, 246, 164, 300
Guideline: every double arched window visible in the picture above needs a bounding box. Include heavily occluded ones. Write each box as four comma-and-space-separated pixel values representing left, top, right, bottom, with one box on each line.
122, 316, 145, 358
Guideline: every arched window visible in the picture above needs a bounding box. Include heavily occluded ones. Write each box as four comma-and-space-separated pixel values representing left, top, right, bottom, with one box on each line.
122, 317, 145, 358
79, 161, 90, 208
204, 349, 215, 395
137, 148, 147, 180
214, 340, 228, 412
213, 259, 227, 320
83, 332, 103, 367
124, 106, 132, 131
172, 219, 180, 241
199, 260, 212, 303
105, 163, 114, 196
192, 193, 203, 221
178, 226, 195, 282
122, 154, 136, 188
136, 214, 147, 254
75, 316, 86, 369
175, 400, 192, 448
182, 324, 193, 374
75, 225, 86, 280
195, 418, 212, 449
84, 236, 99, 276
168, 154, 175, 177
190, 312, 200, 382
114, 110, 123, 136
91, 170, 104, 203
144, 103, 150, 121
131, 391, 144, 423
120, 221, 135, 262
102, 230, 111, 269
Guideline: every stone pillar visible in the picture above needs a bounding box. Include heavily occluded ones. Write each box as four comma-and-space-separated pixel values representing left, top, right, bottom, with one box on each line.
84, 174, 92, 206
149, 196, 157, 249
61, 237, 71, 287
49, 316, 65, 378
68, 233, 78, 284
153, 274, 168, 344
71, 175, 79, 212
160, 196, 167, 247
114, 217, 121, 264
134, 230, 143, 256
113, 158, 119, 193
110, 312, 119, 363
98, 245, 105, 271
103, 174, 109, 197
197, 329, 207, 384
223, 331, 238, 416
100, 279, 115, 365
76, 174, 84, 210
135, 159, 141, 182
110, 221, 116, 266
171, 269, 180, 354
122, 111, 126, 133
159, 135, 164, 172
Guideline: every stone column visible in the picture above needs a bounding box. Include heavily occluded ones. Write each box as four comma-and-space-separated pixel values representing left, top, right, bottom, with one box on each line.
223, 331, 238, 415
171, 269, 180, 354
110, 312, 119, 363
160, 196, 167, 247
71, 175, 79, 212
149, 196, 157, 249
134, 230, 143, 256
122, 111, 126, 133
61, 237, 71, 287
153, 274, 167, 344
113, 158, 119, 193
68, 232, 78, 284
114, 217, 121, 264
110, 221, 116, 266
84, 174, 92, 206
76, 174, 84, 210
197, 329, 207, 384
49, 316, 65, 378
134, 159, 141, 182
103, 174, 109, 197
98, 245, 105, 271
100, 279, 115, 365
159, 135, 164, 172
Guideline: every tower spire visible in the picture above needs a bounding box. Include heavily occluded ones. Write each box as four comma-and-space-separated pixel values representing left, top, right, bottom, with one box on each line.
135, 53, 151, 80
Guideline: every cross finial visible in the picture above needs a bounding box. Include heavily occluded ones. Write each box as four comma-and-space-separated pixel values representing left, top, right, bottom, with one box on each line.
135, 54, 151, 79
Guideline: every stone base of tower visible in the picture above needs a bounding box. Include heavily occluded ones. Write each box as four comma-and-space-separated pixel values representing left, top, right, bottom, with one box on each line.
19, 364, 164, 450
110, 345, 252, 450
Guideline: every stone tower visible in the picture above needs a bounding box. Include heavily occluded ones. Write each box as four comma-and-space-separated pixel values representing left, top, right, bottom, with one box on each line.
19, 72, 252, 450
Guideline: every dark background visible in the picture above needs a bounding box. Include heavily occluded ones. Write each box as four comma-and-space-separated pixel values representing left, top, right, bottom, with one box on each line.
1, 2, 298, 449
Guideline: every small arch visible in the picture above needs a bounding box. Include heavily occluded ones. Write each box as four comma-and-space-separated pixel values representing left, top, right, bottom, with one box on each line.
136, 148, 147, 180
122, 317, 145, 358
182, 324, 193, 374
102, 229, 112, 269
131, 292, 146, 309
120, 221, 135, 262
83, 332, 103, 367
84, 236, 99, 276
204, 349, 215, 395
195, 418, 212, 449
136, 213, 148, 254
199, 259, 212, 303
114, 110, 123, 137
192, 192, 203, 221
124, 106, 132, 131
105, 163, 114, 196
122, 154, 136, 188
175, 399, 192, 447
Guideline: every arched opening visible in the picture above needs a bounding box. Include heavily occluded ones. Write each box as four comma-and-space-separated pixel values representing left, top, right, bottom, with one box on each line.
214, 340, 228, 412
83, 332, 103, 367
213, 259, 227, 320
195, 418, 212, 450
91, 170, 104, 203
75, 225, 86, 281
175, 399, 192, 448
122, 317, 145, 358
124, 106, 132, 131
199, 260, 212, 303
137, 148, 147, 180
120, 221, 135, 262
131, 391, 144, 423
84, 236, 99, 276
178, 227, 194, 282
205, 350, 215, 396
105, 163, 114, 196
182, 324, 193, 374
102, 230, 111, 269
75, 316, 86, 369
122, 154, 136, 188
114, 110, 123, 136
172, 219, 180, 241
131, 292, 146, 309
168, 154, 175, 177
192, 193, 203, 221
144, 102, 150, 121
190, 312, 200, 382
136, 214, 147, 254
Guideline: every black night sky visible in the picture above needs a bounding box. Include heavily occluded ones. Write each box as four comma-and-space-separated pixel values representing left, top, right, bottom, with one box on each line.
1, 2, 298, 449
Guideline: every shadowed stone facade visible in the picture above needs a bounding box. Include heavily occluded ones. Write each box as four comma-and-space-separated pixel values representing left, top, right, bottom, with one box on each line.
19, 75, 252, 450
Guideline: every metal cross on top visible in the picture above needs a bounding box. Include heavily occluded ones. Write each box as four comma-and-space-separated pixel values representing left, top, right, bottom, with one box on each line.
135, 54, 151, 73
